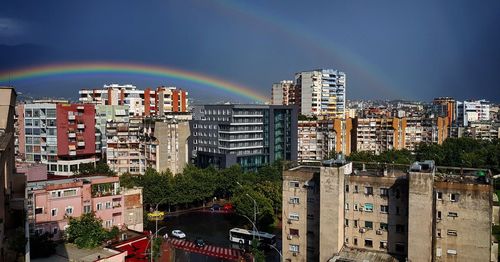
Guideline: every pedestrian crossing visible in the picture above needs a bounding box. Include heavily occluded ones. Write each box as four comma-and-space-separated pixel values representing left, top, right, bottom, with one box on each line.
168, 239, 243, 260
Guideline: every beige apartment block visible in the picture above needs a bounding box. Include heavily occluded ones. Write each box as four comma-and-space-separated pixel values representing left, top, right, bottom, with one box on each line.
282, 160, 498, 262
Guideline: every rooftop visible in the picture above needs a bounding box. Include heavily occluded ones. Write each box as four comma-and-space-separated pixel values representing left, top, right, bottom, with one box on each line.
32, 243, 122, 262
27, 175, 113, 191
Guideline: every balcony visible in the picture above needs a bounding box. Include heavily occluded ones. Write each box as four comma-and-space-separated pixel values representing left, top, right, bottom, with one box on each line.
68, 133, 76, 138
77, 105, 85, 110
77, 123, 85, 129
68, 115, 76, 120
77, 141, 85, 147
69, 151, 76, 156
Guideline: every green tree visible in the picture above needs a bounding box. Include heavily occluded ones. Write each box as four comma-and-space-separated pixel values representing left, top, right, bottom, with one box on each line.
66, 213, 109, 248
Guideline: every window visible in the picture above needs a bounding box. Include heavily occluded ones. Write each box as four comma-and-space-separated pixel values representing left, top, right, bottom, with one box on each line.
447, 249, 457, 255
97, 203, 103, 211
396, 224, 404, 233
380, 205, 389, 213
65, 206, 73, 215
380, 223, 388, 231
84, 205, 91, 214
105, 202, 112, 209
448, 212, 458, 218
345, 185, 349, 193
437, 229, 442, 238
447, 230, 457, 236
395, 243, 405, 253
396, 206, 400, 215
380, 188, 389, 196
51, 208, 58, 217
437, 211, 442, 220
345, 203, 349, 210
364, 187, 373, 195
354, 220, 358, 228
354, 203, 359, 211
364, 239, 373, 248
436, 248, 442, 257
105, 220, 112, 228
53, 227, 58, 235
289, 244, 299, 252
289, 213, 299, 221
289, 181, 299, 188
450, 193, 459, 202
380, 241, 387, 249
289, 229, 299, 236
63, 189, 77, 197
364, 203, 373, 212
289, 197, 299, 204
354, 185, 358, 193
345, 219, 349, 227
365, 221, 373, 229
35, 207, 43, 214
35, 228, 43, 235
436, 192, 443, 200
353, 238, 358, 246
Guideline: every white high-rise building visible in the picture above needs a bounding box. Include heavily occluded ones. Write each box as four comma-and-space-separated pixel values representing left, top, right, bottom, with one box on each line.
295, 69, 346, 118
456, 99, 490, 126
271, 80, 295, 106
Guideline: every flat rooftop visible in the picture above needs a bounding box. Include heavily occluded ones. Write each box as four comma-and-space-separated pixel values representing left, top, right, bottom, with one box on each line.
27, 175, 111, 191
32, 243, 121, 262
330, 247, 400, 262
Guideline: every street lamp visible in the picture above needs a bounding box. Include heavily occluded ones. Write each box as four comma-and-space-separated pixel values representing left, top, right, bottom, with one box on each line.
236, 182, 259, 240
145, 226, 167, 262
268, 244, 283, 262
148, 198, 168, 262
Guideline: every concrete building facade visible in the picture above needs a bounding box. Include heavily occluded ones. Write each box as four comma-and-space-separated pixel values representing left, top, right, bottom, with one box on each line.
294, 69, 346, 118
272, 80, 297, 106
282, 161, 498, 262
190, 104, 298, 171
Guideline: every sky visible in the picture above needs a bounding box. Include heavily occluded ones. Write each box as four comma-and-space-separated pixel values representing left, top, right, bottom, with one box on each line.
0, 0, 499, 103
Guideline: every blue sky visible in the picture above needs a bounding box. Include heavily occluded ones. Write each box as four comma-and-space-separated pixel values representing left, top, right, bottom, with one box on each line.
1, 0, 499, 102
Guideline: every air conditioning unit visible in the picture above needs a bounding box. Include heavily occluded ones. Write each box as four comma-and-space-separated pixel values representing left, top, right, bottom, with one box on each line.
287, 234, 292, 240
376, 229, 383, 235
359, 228, 367, 233
292, 252, 297, 257
287, 219, 292, 224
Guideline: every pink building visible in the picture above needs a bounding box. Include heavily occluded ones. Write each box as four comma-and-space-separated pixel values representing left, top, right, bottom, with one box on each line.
27, 176, 143, 240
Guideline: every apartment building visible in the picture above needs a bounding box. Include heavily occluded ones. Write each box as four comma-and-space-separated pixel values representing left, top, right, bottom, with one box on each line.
190, 104, 298, 171
352, 117, 406, 154
282, 161, 498, 262
95, 105, 130, 153
79, 84, 188, 117
433, 97, 456, 126
297, 119, 353, 162
141, 117, 191, 175
27, 176, 143, 240
272, 80, 297, 106
295, 69, 346, 118
16, 101, 99, 176
351, 117, 449, 154
459, 121, 500, 140
156, 86, 189, 116
456, 99, 491, 127
106, 117, 143, 175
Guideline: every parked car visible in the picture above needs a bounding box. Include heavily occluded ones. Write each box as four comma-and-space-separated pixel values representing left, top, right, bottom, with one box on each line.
210, 204, 221, 211
171, 230, 186, 239
194, 238, 205, 247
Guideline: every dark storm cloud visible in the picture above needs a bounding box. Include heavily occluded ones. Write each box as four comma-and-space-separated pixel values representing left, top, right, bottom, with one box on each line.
0, 0, 499, 102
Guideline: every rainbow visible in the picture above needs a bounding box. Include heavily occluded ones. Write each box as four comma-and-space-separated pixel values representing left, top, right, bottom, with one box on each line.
212, 0, 406, 98
0, 62, 268, 103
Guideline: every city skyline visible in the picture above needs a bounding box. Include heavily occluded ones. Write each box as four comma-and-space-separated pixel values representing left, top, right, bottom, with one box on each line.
1, 1, 500, 103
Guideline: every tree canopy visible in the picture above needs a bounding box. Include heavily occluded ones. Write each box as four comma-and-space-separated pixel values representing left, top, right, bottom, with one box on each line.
66, 213, 118, 249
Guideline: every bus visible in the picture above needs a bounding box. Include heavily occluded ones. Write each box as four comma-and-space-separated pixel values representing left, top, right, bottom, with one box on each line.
229, 228, 276, 247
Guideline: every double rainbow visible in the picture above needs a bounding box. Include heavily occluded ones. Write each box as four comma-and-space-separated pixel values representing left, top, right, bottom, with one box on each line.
0, 62, 268, 103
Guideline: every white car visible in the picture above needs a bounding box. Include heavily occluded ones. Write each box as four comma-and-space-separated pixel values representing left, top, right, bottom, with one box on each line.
171, 230, 186, 239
